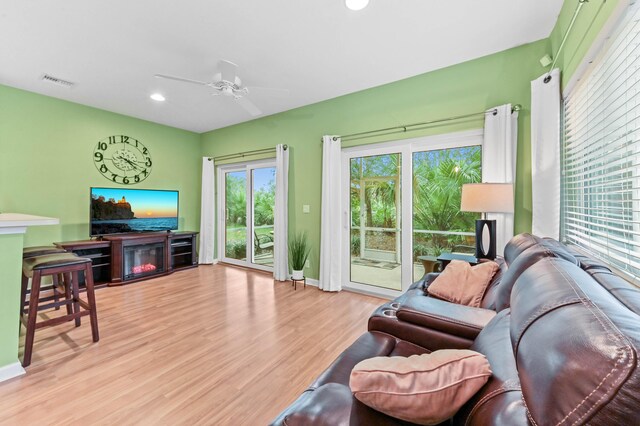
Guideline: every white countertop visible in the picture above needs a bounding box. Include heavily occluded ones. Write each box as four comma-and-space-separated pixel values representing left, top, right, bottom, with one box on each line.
0, 213, 59, 229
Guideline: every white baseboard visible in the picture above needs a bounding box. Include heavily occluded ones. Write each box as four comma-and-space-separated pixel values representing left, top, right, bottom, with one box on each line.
305, 278, 319, 287
0, 361, 25, 383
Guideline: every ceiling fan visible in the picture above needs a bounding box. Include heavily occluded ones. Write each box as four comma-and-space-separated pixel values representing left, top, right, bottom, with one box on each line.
154, 60, 289, 117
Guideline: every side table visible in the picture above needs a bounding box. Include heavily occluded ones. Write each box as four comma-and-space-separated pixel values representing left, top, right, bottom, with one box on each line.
417, 255, 441, 274
437, 252, 479, 269
291, 276, 306, 290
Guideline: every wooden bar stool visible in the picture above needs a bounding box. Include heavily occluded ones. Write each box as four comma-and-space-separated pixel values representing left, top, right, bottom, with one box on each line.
23, 245, 66, 258
21, 246, 67, 315
21, 253, 99, 367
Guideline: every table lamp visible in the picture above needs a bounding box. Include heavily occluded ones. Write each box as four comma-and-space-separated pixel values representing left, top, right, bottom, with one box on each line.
460, 183, 514, 260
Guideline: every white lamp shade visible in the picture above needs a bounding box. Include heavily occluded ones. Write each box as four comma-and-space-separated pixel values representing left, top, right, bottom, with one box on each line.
460, 183, 514, 213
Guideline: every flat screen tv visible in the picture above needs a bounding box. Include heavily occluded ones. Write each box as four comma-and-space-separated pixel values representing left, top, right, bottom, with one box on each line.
90, 187, 179, 236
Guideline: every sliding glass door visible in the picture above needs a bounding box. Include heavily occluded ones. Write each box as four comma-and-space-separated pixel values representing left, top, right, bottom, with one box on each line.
348, 153, 402, 290
224, 169, 248, 261
218, 160, 276, 272
342, 131, 482, 296
252, 167, 276, 267
412, 146, 481, 280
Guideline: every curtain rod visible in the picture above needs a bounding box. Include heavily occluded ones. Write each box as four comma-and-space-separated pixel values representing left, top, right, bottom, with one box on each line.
208, 145, 287, 162
324, 104, 521, 142
545, 0, 589, 83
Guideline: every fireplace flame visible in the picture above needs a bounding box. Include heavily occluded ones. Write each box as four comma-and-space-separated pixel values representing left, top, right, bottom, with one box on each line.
131, 263, 157, 274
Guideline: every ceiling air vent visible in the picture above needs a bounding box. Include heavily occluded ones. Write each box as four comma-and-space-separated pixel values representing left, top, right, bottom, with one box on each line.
41, 74, 75, 88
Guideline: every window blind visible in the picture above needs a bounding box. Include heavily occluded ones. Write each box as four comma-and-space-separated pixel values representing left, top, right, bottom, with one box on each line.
562, 2, 640, 284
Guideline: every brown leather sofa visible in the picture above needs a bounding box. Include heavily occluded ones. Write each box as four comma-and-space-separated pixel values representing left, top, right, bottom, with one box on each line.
368, 233, 579, 350
270, 235, 640, 425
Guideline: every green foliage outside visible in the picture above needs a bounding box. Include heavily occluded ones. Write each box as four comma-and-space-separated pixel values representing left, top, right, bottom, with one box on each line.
225, 169, 276, 260
350, 147, 481, 260
413, 146, 481, 256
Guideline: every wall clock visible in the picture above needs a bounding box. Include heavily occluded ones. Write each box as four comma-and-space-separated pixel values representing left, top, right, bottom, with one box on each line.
93, 135, 152, 185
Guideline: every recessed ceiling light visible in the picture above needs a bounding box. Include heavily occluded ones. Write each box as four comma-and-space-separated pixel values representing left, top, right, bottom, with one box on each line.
150, 93, 165, 102
345, 0, 369, 11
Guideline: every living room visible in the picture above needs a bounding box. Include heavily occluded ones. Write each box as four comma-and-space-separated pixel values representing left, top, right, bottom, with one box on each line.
1, 0, 639, 424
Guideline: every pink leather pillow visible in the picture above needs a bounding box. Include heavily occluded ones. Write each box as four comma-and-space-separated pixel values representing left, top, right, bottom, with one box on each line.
427, 260, 499, 307
350, 350, 491, 425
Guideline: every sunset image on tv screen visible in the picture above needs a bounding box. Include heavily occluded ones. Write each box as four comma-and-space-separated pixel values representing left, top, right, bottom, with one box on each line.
90, 188, 178, 235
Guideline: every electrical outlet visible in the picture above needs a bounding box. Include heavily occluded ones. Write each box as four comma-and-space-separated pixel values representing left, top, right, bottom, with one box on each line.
303, 204, 310, 214
305, 259, 310, 268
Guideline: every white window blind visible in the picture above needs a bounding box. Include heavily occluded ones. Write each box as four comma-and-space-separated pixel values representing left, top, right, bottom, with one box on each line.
562, 2, 640, 284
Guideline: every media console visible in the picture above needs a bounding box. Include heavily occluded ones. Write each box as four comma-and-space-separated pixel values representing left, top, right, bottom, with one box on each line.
55, 231, 198, 287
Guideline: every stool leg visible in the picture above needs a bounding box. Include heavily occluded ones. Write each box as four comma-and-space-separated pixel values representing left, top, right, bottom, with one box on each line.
52, 274, 60, 311
83, 264, 100, 342
71, 271, 81, 327
23, 270, 42, 367
64, 272, 72, 316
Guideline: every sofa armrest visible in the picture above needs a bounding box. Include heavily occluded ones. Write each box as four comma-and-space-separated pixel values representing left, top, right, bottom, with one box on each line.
408, 272, 440, 291
396, 297, 496, 340
270, 383, 408, 426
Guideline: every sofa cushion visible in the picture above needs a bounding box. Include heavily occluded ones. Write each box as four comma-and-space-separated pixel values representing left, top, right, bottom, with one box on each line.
396, 296, 496, 340
454, 309, 529, 425
502, 233, 540, 266
350, 350, 491, 425
485, 244, 578, 312
427, 260, 499, 307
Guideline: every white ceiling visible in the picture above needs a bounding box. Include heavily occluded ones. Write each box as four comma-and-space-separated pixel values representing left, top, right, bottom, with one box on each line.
0, 0, 563, 133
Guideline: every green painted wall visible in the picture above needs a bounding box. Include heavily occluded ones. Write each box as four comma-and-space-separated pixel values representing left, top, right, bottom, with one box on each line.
550, 0, 621, 86
0, 233, 24, 368
201, 40, 551, 280
0, 84, 202, 246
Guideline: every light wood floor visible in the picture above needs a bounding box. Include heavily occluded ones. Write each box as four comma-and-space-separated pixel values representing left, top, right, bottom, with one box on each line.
0, 264, 385, 425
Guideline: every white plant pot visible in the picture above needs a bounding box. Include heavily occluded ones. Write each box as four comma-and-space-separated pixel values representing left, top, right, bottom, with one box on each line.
291, 269, 304, 280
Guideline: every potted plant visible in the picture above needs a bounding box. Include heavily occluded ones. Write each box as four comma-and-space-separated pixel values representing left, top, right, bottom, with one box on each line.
289, 232, 311, 280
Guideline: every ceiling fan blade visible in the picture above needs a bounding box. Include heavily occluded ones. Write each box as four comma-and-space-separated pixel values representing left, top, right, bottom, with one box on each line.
246, 86, 290, 98
219, 60, 238, 83
235, 96, 262, 116
154, 74, 209, 86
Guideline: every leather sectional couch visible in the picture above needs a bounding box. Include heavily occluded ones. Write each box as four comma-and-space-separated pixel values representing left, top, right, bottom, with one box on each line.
270, 234, 640, 425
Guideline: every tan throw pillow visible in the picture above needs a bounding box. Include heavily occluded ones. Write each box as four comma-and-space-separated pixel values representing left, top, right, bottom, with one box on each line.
350, 350, 491, 425
427, 260, 499, 307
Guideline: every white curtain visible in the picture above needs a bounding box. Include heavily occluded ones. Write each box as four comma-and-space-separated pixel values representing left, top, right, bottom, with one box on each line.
531, 69, 561, 239
319, 136, 342, 292
273, 144, 289, 281
483, 104, 518, 255
198, 157, 215, 264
